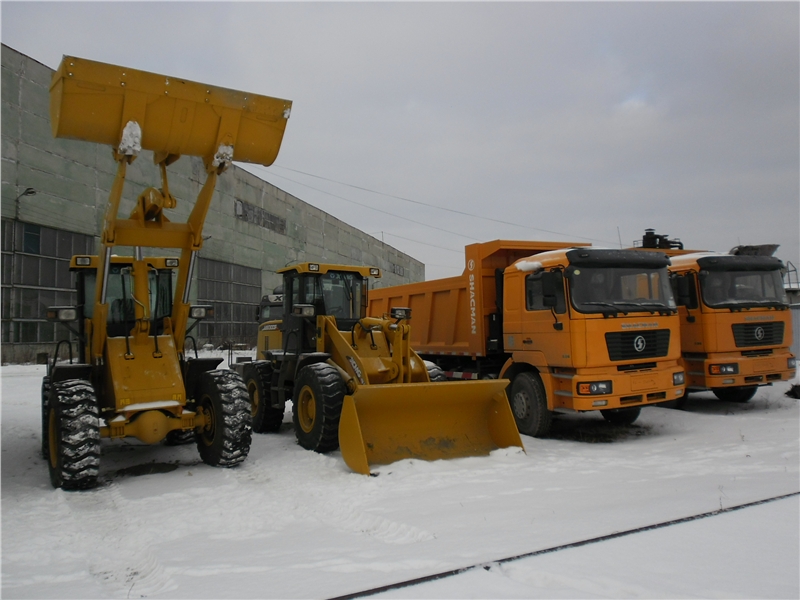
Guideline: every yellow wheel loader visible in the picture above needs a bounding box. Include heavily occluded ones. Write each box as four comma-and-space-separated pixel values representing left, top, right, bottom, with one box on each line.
232, 263, 523, 474
42, 56, 291, 489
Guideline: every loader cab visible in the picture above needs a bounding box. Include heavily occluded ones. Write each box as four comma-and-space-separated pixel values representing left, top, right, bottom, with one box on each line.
278, 263, 378, 353
257, 286, 284, 325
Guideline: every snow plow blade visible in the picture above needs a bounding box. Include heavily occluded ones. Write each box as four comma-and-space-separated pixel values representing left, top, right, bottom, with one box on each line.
50, 55, 292, 166
338, 379, 523, 474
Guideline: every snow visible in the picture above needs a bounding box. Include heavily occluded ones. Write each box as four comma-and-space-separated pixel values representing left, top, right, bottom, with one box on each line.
2, 359, 798, 599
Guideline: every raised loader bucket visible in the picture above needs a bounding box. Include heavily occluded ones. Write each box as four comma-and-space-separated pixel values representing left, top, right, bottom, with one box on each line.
338, 380, 523, 475
50, 56, 292, 166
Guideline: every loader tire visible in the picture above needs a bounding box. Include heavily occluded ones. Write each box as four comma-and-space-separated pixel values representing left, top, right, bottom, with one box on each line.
712, 386, 757, 403
425, 361, 447, 382
41, 376, 51, 459
196, 370, 252, 467
244, 362, 284, 433
293, 363, 345, 453
510, 372, 552, 437
47, 379, 101, 490
601, 407, 641, 426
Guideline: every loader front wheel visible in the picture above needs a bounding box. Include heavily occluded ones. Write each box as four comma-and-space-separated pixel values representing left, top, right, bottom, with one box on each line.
244, 363, 284, 433
425, 361, 447, 382
510, 372, 552, 437
293, 363, 345, 453
196, 370, 252, 467
47, 379, 101, 490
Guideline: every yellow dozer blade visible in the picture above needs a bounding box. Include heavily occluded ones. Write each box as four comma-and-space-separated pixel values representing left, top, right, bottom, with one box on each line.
50, 56, 292, 165
338, 379, 523, 474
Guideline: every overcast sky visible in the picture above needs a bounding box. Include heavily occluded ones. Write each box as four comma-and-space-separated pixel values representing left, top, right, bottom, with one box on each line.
2, 2, 798, 280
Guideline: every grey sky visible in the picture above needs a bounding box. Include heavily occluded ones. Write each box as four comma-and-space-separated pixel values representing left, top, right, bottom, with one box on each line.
2, 2, 798, 280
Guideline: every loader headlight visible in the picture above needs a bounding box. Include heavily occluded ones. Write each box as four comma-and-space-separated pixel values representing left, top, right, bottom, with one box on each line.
293, 304, 316, 317
710, 364, 738, 375
190, 305, 214, 320
369, 268, 381, 277
308, 263, 320, 272
390, 307, 411, 321
165, 258, 179, 268
46, 306, 78, 322
673, 372, 685, 385
578, 381, 612, 395
75, 256, 92, 266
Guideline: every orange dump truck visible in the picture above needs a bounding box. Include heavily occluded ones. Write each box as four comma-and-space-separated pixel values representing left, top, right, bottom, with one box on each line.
636, 232, 796, 404
369, 241, 686, 436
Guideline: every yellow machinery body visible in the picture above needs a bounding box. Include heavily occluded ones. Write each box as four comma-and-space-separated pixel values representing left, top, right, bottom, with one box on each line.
44, 55, 290, 488
239, 262, 523, 475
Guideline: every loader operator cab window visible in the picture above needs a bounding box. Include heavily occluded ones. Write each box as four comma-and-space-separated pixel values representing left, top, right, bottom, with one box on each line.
568, 266, 676, 314
83, 265, 174, 337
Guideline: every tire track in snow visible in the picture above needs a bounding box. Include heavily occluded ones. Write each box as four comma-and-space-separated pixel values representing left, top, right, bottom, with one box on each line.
55, 481, 177, 598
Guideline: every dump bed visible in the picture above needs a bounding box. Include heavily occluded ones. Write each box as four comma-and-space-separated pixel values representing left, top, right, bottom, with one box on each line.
368, 240, 582, 357
50, 55, 292, 165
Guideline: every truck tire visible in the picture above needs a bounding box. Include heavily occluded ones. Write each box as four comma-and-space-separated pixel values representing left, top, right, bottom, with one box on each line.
424, 361, 447, 382
47, 379, 101, 490
292, 362, 345, 453
196, 370, 252, 467
41, 376, 51, 459
510, 372, 552, 437
712, 386, 757, 403
244, 362, 284, 433
601, 407, 641, 426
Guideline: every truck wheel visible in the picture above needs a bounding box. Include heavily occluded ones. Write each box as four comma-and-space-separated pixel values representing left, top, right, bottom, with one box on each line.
292, 362, 345, 453
712, 386, 757, 403
601, 407, 641, 426
424, 361, 447, 382
47, 379, 101, 490
196, 370, 252, 467
510, 372, 552, 437
244, 363, 284, 433
41, 376, 51, 459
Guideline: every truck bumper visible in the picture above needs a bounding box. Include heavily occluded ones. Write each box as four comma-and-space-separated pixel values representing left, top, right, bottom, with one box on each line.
684, 350, 796, 391
547, 363, 685, 411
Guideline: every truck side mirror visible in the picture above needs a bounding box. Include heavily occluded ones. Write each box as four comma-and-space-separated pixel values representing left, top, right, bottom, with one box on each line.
675, 276, 692, 307
541, 272, 559, 308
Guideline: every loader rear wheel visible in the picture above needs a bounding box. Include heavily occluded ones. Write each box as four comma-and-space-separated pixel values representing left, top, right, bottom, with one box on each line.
244, 363, 284, 433
293, 363, 345, 453
712, 386, 757, 403
41, 376, 51, 459
47, 379, 101, 490
510, 372, 552, 437
425, 361, 447, 382
164, 429, 195, 445
601, 407, 641, 426
196, 370, 252, 467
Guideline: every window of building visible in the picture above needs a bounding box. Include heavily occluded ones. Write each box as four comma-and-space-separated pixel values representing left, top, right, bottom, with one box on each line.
195, 258, 261, 347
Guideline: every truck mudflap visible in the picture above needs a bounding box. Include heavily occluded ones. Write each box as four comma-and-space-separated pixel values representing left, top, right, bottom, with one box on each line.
338, 379, 523, 475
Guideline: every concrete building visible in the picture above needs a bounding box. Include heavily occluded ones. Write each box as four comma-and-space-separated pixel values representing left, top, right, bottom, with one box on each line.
1, 44, 424, 363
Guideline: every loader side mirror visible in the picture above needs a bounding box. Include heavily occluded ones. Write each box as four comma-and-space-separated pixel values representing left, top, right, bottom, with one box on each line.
46, 306, 78, 322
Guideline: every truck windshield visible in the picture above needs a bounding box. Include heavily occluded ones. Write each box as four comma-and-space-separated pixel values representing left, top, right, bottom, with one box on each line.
699, 269, 788, 308
568, 266, 676, 314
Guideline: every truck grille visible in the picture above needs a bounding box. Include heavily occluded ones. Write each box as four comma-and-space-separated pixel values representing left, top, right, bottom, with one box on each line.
732, 322, 784, 347
605, 330, 671, 361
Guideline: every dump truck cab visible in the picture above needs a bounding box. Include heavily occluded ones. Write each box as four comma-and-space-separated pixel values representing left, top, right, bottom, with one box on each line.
234, 262, 522, 474
501, 247, 685, 430
668, 252, 795, 402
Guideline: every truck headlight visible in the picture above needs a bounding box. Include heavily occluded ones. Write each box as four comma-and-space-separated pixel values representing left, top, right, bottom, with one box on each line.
789, 357, 797, 370
673, 372, 685, 385
709, 364, 738, 375
578, 381, 612, 395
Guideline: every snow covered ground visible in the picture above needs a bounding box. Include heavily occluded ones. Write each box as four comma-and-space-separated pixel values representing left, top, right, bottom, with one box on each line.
2, 359, 798, 599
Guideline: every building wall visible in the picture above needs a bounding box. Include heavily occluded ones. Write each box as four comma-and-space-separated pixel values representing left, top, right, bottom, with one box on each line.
1, 44, 424, 363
